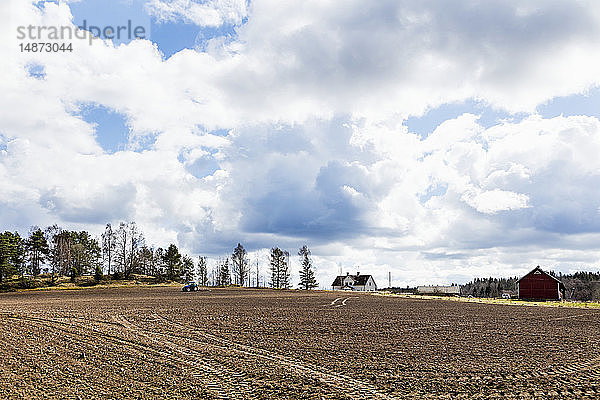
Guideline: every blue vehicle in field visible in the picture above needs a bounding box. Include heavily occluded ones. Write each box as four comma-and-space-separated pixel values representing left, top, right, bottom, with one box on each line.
182, 281, 199, 292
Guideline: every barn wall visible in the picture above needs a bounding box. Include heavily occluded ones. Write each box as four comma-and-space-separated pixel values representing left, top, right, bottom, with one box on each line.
518, 274, 560, 300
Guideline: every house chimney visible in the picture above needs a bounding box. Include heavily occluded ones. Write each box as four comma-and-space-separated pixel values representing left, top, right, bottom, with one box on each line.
346, 272, 349, 276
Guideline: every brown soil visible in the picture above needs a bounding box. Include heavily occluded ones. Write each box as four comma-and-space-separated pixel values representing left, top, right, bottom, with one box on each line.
1, 287, 599, 399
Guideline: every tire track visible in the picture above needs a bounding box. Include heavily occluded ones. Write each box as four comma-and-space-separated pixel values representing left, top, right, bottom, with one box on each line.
323, 297, 343, 306
323, 296, 358, 308
396, 324, 451, 333
550, 313, 594, 321
113, 315, 258, 400
0, 312, 185, 370
335, 297, 358, 307
1, 311, 253, 400
0, 312, 193, 399
152, 314, 397, 400
458, 355, 600, 398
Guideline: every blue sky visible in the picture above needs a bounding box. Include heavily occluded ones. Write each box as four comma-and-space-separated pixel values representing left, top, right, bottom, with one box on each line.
78, 104, 130, 153
3, 0, 600, 287
405, 88, 600, 138
70, 0, 241, 57
69, 0, 151, 45
537, 88, 600, 120
70, 0, 242, 152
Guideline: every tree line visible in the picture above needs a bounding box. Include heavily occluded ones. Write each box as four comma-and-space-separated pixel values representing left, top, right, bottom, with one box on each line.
558, 271, 600, 301
0, 227, 103, 283
0, 223, 318, 290
461, 271, 600, 301
461, 276, 519, 298
195, 244, 317, 290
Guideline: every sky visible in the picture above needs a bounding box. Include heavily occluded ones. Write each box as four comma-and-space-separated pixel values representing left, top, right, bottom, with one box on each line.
2, 0, 600, 288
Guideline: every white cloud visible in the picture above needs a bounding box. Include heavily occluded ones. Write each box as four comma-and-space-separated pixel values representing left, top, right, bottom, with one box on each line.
146, 0, 248, 27
2, 1, 600, 285
462, 189, 530, 214
210, 0, 600, 121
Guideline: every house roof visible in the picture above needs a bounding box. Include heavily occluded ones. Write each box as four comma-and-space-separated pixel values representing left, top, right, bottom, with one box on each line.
517, 266, 564, 287
331, 274, 374, 286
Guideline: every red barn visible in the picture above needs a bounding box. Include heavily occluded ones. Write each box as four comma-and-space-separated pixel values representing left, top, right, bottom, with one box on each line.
517, 266, 565, 300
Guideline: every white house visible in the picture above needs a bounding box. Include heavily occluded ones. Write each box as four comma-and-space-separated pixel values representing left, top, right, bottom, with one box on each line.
332, 272, 377, 291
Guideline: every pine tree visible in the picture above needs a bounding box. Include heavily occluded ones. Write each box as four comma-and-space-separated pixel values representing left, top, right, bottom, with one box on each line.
298, 245, 318, 290
270, 248, 289, 289
25, 228, 49, 276
0, 232, 24, 282
154, 248, 166, 279
137, 246, 154, 276
270, 248, 281, 288
219, 258, 231, 286
181, 255, 194, 281
163, 244, 182, 281
0, 233, 12, 282
94, 264, 103, 282
197, 256, 208, 286
232, 243, 249, 286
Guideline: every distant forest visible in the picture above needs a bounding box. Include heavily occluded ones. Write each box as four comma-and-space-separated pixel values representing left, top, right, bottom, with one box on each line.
2, 223, 599, 300
461, 271, 600, 301
0, 223, 318, 291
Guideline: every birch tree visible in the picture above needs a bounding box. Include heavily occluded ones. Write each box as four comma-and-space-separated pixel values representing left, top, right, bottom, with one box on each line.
101, 223, 116, 275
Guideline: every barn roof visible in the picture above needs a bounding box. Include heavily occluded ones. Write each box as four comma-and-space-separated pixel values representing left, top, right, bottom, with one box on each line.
517, 266, 563, 285
331, 274, 374, 286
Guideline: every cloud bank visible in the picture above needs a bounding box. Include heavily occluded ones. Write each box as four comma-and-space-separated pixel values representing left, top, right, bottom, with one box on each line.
2, 0, 600, 287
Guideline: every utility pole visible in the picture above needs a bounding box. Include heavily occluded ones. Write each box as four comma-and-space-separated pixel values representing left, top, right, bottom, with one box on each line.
389, 271, 392, 289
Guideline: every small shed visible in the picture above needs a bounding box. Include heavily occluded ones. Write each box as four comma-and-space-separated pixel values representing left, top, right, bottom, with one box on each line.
517, 266, 565, 300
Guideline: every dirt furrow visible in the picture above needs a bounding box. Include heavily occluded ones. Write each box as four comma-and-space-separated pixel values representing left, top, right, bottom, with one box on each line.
113, 314, 259, 400
152, 314, 397, 400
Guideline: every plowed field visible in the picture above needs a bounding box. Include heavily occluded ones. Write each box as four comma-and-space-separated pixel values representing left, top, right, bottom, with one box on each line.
1, 287, 599, 399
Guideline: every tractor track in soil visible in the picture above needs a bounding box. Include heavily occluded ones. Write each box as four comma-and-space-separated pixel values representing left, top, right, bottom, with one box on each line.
3, 287, 600, 399
1, 311, 253, 399
3, 310, 599, 399
149, 314, 397, 400
0, 312, 190, 399
0, 311, 190, 370
454, 358, 600, 398
113, 314, 259, 400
